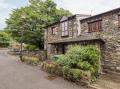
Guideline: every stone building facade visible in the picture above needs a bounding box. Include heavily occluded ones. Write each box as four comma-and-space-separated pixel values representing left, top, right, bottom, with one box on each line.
44, 8, 120, 73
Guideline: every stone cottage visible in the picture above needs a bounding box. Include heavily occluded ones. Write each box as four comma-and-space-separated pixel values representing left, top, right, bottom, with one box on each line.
44, 8, 120, 73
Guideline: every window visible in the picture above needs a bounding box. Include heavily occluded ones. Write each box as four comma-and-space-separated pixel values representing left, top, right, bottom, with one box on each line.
88, 20, 102, 32
61, 21, 68, 36
51, 27, 57, 35
118, 15, 120, 27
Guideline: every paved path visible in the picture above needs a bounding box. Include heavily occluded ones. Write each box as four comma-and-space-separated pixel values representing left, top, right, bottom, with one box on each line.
0, 50, 86, 89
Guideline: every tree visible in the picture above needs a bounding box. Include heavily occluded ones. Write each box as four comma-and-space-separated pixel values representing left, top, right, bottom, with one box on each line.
0, 31, 11, 48
6, 0, 72, 49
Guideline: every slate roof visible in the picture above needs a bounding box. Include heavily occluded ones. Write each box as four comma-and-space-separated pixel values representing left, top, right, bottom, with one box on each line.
48, 34, 105, 44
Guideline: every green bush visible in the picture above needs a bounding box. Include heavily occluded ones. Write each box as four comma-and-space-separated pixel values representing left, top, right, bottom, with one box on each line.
22, 56, 39, 65
41, 61, 63, 76
55, 55, 70, 66
62, 66, 70, 79
25, 44, 39, 51
0, 32, 11, 48
0, 42, 9, 48
62, 67, 91, 82
71, 69, 81, 79
54, 45, 101, 82
77, 61, 95, 74
68, 69, 82, 81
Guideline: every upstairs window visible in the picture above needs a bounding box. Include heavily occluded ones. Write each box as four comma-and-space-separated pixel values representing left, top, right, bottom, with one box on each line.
118, 15, 120, 27
88, 20, 102, 32
61, 21, 68, 36
51, 26, 57, 35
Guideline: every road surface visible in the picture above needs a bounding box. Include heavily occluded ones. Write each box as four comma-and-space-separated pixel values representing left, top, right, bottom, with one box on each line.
0, 50, 87, 89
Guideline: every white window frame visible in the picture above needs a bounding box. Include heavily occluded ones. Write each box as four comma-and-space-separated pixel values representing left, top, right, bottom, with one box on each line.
51, 26, 57, 35
61, 21, 68, 36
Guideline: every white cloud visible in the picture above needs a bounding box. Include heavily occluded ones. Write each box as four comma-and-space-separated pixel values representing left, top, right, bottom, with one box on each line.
0, 3, 16, 10
0, 16, 6, 29
0, 0, 29, 29
54, 0, 120, 15
0, 0, 120, 29
0, 0, 4, 3
0, 0, 16, 10
0, 0, 17, 29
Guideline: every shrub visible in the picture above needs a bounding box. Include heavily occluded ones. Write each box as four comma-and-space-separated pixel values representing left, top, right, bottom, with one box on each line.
68, 69, 82, 81
62, 67, 91, 82
77, 61, 95, 73
25, 44, 39, 51
41, 61, 63, 76
52, 55, 60, 61
0, 32, 11, 48
55, 55, 70, 67
53, 45, 101, 82
0, 42, 9, 47
22, 56, 39, 65
62, 66, 70, 79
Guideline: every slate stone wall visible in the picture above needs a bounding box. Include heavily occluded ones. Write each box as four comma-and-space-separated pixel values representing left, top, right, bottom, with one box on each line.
80, 12, 120, 73
45, 12, 120, 73
46, 18, 79, 58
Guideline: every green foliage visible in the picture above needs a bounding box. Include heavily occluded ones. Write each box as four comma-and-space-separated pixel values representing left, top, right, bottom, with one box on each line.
55, 55, 70, 66
0, 31, 11, 48
25, 44, 39, 51
41, 61, 63, 76
6, 0, 72, 49
62, 66, 70, 79
69, 69, 83, 81
62, 67, 83, 81
22, 56, 39, 65
54, 45, 101, 82
77, 61, 92, 70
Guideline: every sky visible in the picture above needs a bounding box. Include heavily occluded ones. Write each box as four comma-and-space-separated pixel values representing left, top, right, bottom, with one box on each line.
0, 0, 120, 29
0, 0, 28, 30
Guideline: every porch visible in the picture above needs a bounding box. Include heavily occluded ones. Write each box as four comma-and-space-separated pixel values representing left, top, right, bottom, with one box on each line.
49, 38, 104, 56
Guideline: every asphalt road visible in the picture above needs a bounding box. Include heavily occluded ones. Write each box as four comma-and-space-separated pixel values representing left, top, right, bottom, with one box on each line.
0, 50, 86, 89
